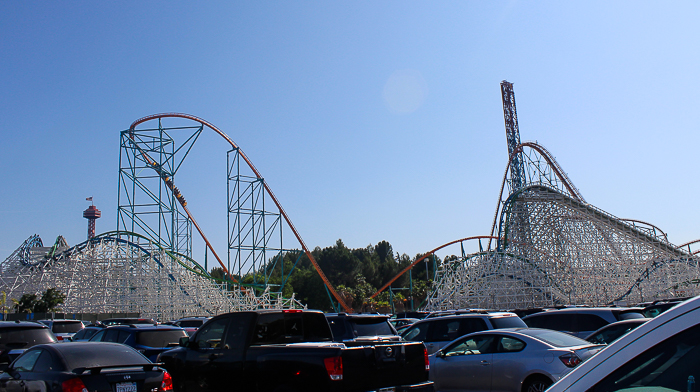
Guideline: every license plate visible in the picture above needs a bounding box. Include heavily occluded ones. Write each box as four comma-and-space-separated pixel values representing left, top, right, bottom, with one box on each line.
116, 382, 137, 392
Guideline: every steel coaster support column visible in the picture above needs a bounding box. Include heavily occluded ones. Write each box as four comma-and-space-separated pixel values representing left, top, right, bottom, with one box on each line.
117, 124, 199, 256
228, 149, 289, 295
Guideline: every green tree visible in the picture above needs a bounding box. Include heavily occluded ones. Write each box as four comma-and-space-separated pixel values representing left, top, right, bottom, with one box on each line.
13, 293, 38, 313
209, 267, 225, 281
13, 288, 65, 313
35, 288, 65, 312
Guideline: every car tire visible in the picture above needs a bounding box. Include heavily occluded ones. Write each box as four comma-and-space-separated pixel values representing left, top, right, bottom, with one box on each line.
523, 376, 553, 392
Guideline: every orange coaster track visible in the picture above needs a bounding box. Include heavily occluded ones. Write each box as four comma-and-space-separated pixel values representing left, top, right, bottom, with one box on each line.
127, 113, 351, 312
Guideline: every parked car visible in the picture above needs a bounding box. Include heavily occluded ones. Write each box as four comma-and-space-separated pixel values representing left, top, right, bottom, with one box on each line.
325, 313, 401, 344
169, 316, 211, 336
401, 311, 527, 354
0, 321, 57, 370
390, 318, 419, 330
98, 317, 158, 326
88, 324, 187, 361
68, 325, 104, 342
429, 328, 604, 392
37, 319, 85, 341
584, 318, 649, 345
548, 295, 700, 391
424, 309, 496, 319
640, 297, 689, 318
157, 309, 433, 392
522, 307, 645, 338
0, 342, 172, 392
394, 311, 430, 319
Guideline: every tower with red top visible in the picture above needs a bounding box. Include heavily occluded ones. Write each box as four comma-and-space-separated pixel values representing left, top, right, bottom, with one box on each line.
83, 198, 101, 240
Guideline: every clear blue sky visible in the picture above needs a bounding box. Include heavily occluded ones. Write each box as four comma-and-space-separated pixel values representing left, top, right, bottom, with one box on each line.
2, 2, 699, 264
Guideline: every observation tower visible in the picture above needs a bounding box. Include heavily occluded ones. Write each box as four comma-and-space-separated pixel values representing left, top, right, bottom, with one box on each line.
83, 202, 101, 240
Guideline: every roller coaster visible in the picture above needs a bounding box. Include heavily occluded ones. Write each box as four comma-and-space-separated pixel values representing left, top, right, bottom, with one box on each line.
418, 82, 700, 310
1, 113, 351, 320
3, 83, 699, 319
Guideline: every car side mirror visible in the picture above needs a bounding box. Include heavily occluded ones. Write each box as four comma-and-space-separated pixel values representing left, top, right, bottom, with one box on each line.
178, 337, 189, 347
435, 351, 444, 358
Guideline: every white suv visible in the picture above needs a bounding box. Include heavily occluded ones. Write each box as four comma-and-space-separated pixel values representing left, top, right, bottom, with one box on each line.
37, 319, 84, 341
548, 296, 700, 391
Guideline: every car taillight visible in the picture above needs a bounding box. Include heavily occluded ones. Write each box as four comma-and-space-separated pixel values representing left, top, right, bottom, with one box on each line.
62, 377, 88, 392
559, 353, 582, 368
159, 370, 173, 392
323, 356, 343, 381
283, 309, 303, 313
56, 336, 64, 341
424, 346, 430, 371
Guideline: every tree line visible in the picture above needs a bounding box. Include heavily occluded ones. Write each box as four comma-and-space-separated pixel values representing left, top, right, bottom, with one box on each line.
211, 239, 449, 312
11, 288, 66, 313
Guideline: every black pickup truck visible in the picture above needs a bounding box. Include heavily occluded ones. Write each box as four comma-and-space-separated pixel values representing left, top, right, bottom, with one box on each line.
157, 309, 432, 392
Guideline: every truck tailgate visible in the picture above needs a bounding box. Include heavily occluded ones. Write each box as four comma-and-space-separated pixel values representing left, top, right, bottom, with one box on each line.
340, 342, 429, 391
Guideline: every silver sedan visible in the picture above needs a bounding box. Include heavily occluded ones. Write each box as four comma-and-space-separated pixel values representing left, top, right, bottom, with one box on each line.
428, 328, 603, 392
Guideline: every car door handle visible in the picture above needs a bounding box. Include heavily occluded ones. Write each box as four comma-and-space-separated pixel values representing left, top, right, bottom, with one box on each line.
480, 360, 490, 366
209, 353, 223, 360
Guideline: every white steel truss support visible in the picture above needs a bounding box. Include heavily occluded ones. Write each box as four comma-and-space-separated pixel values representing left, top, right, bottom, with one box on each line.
0, 233, 303, 321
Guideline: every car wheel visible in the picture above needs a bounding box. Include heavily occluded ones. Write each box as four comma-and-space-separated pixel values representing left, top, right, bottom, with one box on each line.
523, 376, 553, 392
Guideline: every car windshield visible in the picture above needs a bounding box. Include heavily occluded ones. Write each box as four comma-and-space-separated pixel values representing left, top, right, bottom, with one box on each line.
135, 330, 187, 347
52, 322, 83, 333
525, 329, 591, 347
0, 327, 57, 347
61, 343, 149, 368
351, 318, 394, 336
591, 323, 700, 391
490, 316, 528, 329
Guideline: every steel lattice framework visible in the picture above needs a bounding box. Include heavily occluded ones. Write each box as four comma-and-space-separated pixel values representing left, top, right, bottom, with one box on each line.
119, 114, 349, 311
425, 142, 700, 310
0, 232, 302, 320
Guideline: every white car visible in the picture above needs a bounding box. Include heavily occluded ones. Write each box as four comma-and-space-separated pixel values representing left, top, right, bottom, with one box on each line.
548, 295, 700, 392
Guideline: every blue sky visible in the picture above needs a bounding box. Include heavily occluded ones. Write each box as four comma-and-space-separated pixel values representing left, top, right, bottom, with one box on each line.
2, 1, 699, 264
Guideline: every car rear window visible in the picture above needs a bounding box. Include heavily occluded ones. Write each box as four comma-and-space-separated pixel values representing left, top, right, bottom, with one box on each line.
135, 330, 187, 348
177, 320, 204, 328
0, 327, 57, 348
72, 328, 100, 341
490, 316, 527, 329
525, 329, 591, 347
427, 318, 489, 342
351, 318, 394, 336
52, 321, 83, 333
327, 318, 348, 339
252, 313, 333, 344
61, 344, 149, 368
